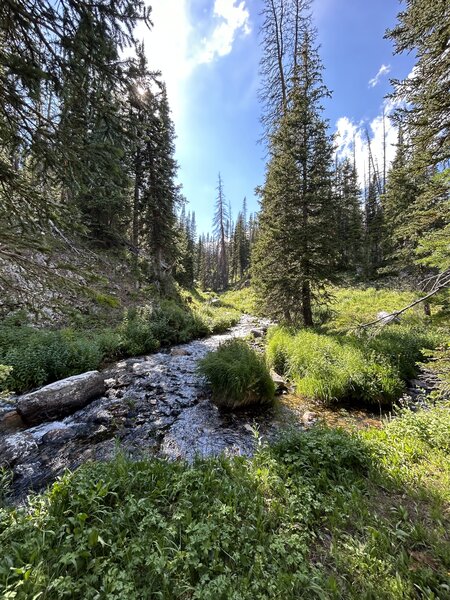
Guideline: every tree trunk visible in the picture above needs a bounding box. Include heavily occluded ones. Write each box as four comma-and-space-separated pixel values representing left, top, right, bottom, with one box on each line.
302, 280, 313, 326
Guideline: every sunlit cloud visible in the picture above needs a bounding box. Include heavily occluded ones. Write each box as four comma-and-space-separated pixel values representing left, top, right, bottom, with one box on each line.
368, 63, 391, 88
196, 0, 251, 64
134, 0, 251, 122
335, 98, 401, 189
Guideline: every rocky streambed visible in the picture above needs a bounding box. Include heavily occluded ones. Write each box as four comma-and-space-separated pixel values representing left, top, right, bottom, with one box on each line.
0, 315, 442, 501
0, 316, 285, 500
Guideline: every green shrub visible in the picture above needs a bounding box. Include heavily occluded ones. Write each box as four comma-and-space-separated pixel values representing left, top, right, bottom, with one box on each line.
119, 305, 160, 356
1, 329, 103, 393
364, 325, 440, 381
198, 339, 275, 409
0, 364, 12, 397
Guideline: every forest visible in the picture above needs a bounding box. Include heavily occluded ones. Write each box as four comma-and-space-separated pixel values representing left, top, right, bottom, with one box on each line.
0, 0, 449, 598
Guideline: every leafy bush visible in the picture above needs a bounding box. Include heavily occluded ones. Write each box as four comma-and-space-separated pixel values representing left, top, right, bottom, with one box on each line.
119, 305, 160, 356
1, 406, 449, 599
198, 339, 275, 409
0, 329, 103, 393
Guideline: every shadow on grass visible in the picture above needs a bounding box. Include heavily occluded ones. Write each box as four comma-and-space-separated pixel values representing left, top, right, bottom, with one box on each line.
1, 411, 449, 599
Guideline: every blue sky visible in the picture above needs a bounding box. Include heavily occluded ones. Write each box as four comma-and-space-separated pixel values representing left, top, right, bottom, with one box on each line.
138, 0, 415, 234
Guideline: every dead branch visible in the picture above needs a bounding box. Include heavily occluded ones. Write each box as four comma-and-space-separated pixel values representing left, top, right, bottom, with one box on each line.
358, 275, 450, 329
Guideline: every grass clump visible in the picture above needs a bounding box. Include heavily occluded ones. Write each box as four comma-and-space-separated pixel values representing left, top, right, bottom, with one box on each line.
198, 338, 275, 409
0, 406, 449, 599
267, 327, 403, 405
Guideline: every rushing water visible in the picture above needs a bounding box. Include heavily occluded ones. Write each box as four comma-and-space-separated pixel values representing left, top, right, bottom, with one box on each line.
1, 314, 433, 500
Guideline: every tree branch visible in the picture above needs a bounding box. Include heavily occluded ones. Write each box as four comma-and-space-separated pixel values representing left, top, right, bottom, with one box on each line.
357, 275, 450, 329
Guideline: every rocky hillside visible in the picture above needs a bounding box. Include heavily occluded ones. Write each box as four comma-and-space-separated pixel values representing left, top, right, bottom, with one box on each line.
1, 231, 148, 327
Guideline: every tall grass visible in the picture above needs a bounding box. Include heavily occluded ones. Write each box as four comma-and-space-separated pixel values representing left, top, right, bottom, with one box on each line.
266, 285, 444, 405
267, 327, 403, 405
198, 339, 275, 409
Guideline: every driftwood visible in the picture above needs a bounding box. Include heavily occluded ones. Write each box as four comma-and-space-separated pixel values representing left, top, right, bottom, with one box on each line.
17, 371, 105, 425
358, 270, 450, 329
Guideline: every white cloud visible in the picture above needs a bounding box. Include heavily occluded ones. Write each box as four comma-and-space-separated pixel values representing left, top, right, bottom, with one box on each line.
133, 0, 251, 122
197, 0, 251, 64
335, 99, 400, 190
368, 64, 391, 88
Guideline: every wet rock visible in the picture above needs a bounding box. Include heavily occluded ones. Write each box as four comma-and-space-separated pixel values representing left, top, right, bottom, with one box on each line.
302, 411, 317, 425
171, 348, 191, 357
0, 432, 38, 467
250, 328, 264, 338
17, 371, 106, 425
270, 370, 288, 394
0, 410, 24, 431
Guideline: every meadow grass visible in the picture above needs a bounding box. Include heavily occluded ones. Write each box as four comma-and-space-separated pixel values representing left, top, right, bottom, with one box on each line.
198, 338, 275, 409
266, 287, 448, 406
1, 405, 448, 599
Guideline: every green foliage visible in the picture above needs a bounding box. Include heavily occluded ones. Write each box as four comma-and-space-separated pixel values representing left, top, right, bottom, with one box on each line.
118, 305, 160, 356
0, 294, 242, 394
1, 407, 449, 598
220, 288, 257, 314
198, 339, 275, 409
90, 292, 121, 309
267, 327, 403, 405
0, 326, 103, 393
0, 365, 12, 397
266, 285, 442, 406
328, 287, 420, 331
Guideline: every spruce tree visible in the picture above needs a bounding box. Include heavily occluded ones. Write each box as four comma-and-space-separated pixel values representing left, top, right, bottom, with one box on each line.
386, 0, 449, 169
335, 158, 364, 275
213, 173, 229, 290
253, 18, 336, 326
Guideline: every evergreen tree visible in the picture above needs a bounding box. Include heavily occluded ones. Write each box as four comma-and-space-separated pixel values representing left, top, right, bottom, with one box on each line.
213, 173, 229, 290
253, 16, 336, 326
382, 127, 421, 274
0, 0, 148, 242
140, 85, 180, 283
334, 158, 364, 275
386, 0, 449, 169
385, 0, 450, 281
364, 174, 383, 279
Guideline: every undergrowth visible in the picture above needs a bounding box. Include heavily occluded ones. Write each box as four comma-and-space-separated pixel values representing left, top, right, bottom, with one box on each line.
266, 287, 447, 406
0, 405, 448, 599
0, 291, 241, 394
198, 339, 275, 408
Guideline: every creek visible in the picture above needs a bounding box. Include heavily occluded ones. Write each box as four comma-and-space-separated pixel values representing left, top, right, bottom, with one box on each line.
0, 315, 434, 500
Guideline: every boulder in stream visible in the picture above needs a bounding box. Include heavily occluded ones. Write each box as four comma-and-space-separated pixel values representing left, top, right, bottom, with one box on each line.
17, 371, 106, 425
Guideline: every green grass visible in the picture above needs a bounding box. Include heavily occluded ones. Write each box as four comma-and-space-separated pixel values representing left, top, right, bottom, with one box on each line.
220, 287, 257, 314
0, 292, 242, 394
198, 339, 275, 409
327, 286, 447, 332
265, 286, 448, 406
1, 405, 449, 599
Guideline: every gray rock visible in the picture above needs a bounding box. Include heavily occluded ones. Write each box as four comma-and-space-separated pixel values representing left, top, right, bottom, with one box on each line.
171, 348, 191, 357
17, 371, 105, 425
377, 311, 400, 325
302, 411, 317, 425
270, 370, 287, 394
